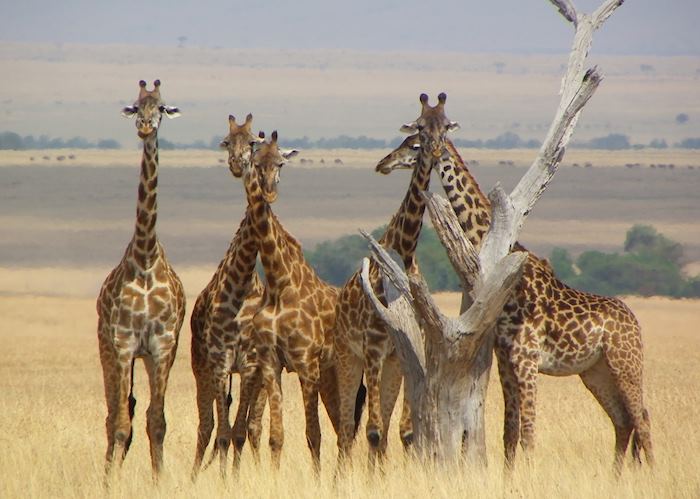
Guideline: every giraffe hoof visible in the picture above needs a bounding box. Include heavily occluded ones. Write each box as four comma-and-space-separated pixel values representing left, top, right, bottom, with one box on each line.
216, 437, 230, 451
234, 435, 246, 450
115, 430, 129, 444
367, 429, 381, 448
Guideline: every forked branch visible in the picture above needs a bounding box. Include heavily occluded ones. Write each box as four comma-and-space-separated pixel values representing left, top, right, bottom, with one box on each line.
357, 0, 623, 462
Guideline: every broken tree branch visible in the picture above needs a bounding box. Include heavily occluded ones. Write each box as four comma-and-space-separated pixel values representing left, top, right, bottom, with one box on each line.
359, 257, 427, 387
421, 191, 481, 291
549, 0, 578, 26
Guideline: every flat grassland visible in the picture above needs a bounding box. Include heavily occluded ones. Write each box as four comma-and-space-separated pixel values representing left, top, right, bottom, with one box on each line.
1, 288, 698, 498
0, 144, 699, 497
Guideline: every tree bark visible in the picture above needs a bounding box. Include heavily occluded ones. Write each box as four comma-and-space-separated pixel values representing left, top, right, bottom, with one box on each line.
359, 0, 623, 464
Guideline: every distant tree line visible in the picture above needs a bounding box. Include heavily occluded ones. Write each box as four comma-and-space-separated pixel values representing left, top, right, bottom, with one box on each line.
269, 132, 700, 150
3, 129, 700, 151
549, 225, 700, 298
573, 133, 700, 150
304, 223, 700, 298
0, 131, 120, 150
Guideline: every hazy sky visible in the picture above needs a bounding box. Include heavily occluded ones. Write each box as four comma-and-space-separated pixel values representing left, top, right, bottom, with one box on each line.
1, 0, 698, 55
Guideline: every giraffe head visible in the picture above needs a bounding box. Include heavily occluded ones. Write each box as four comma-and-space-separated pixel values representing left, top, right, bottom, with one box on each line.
375, 134, 420, 174
249, 130, 298, 203
220, 113, 264, 178
121, 80, 180, 138
399, 93, 459, 158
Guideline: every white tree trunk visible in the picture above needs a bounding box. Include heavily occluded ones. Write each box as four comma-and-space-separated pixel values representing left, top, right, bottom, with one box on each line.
359, 0, 622, 464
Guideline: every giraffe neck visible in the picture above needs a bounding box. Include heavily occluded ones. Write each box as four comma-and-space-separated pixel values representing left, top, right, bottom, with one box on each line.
378, 140, 433, 270
437, 139, 492, 250
219, 207, 260, 306
244, 168, 297, 294
131, 132, 160, 268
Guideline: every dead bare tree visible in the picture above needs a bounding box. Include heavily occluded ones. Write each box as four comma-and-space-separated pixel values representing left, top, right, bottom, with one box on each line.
359, 0, 622, 464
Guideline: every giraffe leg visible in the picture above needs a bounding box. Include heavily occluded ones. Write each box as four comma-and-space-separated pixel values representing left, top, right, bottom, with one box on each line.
377, 353, 404, 460
231, 361, 260, 470
318, 363, 341, 436
511, 350, 539, 456
191, 367, 215, 480
605, 352, 654, 469
99, 331, 123, 478
247, 372, 267, 464
110, 353, 136, 472
258, 343, 284, 469
364, 338, 388, 455
143, 348, 176, 479
103, 379, 118, 476
496, 346, 520, 470
580, 358, 633, 475
212, 374, 232, 477
298, 358, 322, 475
334, 344, 364, 469
231, 323, 262, 468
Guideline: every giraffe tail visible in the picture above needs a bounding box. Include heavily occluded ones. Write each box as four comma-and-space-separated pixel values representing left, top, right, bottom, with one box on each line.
124, 359, 136, 455
631, 408, 653, 466
226, 373, 233, 410
200, 374, 234, 473
352, 378, 367, 439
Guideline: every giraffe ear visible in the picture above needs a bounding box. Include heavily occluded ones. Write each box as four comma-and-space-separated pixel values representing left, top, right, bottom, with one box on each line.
400, 121, 418, 133
121, 105, 138, 118
447, 120, 460, 132
161, 106, 181, 119
281, 149, 299, 160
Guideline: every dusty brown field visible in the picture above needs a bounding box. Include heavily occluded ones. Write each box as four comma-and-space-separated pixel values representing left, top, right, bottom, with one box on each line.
1, 273, 699, 497
2, 147, 699, 170
2, 149, 699, 269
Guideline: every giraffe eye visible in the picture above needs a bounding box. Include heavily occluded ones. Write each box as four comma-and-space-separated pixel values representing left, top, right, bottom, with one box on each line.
158, 105, 166, 112
411, 144, 421, 150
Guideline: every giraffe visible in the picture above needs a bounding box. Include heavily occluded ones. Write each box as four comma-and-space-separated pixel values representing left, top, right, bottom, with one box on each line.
96, 79, 185, 479
241, 130, 363, 473
334, 93, 459, 466
375, 135, 654, 473
189, 113, 267, 478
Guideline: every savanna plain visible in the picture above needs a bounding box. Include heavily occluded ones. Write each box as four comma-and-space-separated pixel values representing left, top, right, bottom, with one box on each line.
1, 145, 700, 498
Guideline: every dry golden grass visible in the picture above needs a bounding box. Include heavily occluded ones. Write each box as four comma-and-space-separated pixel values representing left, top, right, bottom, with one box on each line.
1, 270, 699, 498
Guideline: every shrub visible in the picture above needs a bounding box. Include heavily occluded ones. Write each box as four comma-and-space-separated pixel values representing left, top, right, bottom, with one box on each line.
550, 225, 698, 298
